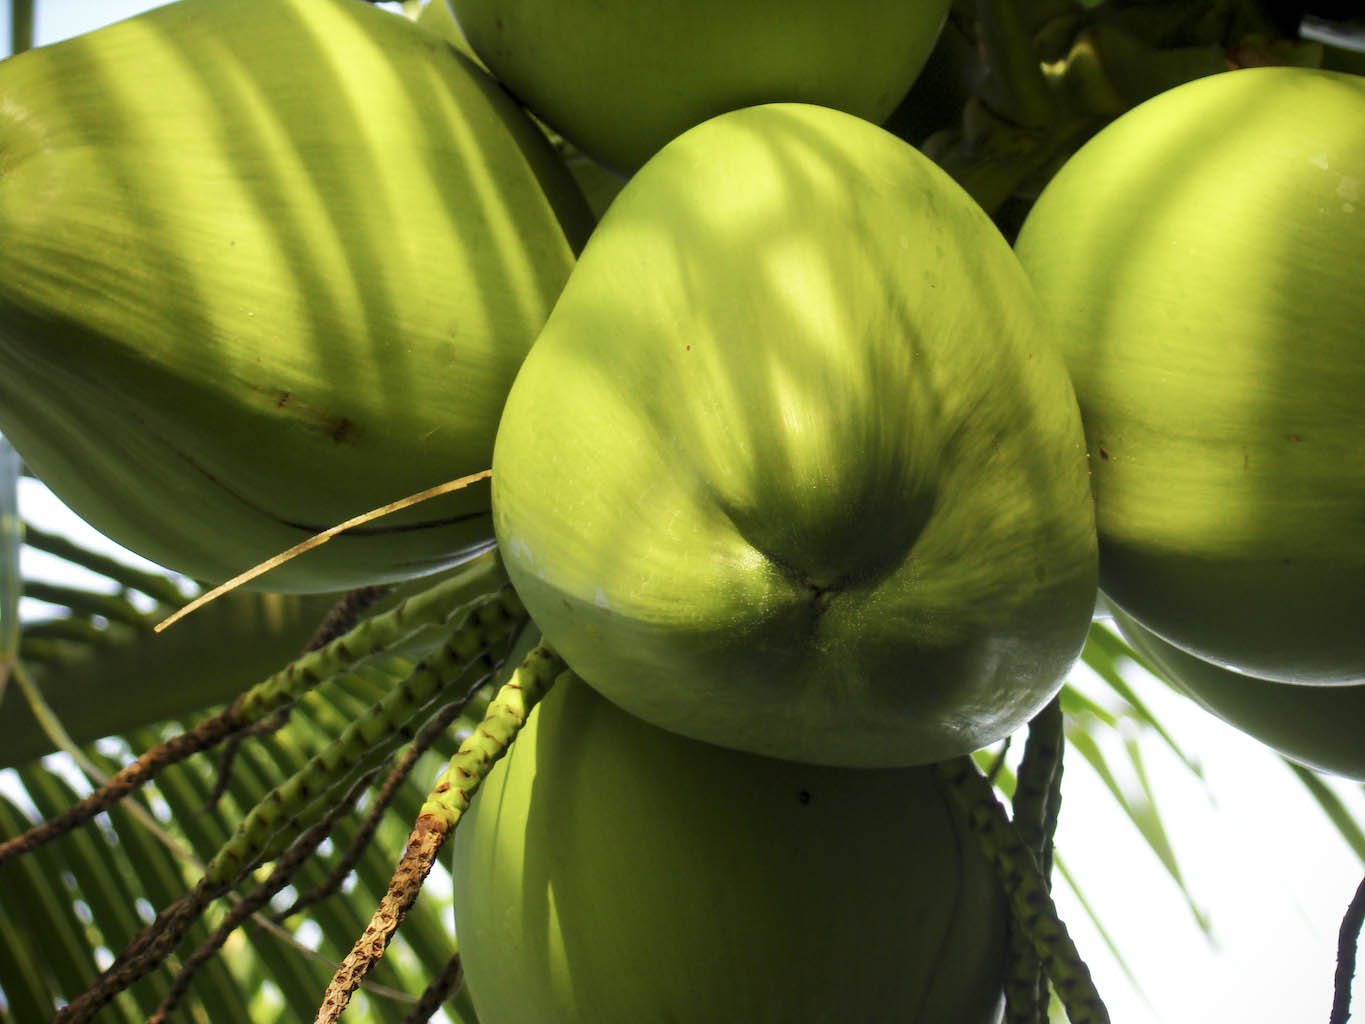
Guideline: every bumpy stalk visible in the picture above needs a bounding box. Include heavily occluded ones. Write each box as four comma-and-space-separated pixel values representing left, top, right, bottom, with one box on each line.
49, 593, 523, 1021
206, 590, 525, 886
202, 584, 392, 812
1005, 697, 1065, 1024
147, 767, 383, 1023
0, 709, 242, 865
314, 644, 568, 1023
933, 754, 1109, 1024
274, 693, 475, 922
236, 555, 506, 723
53, 881, 223, 1024
0, 557, 503, 864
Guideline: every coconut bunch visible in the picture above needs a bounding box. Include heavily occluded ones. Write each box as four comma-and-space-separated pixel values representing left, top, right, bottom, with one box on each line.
2, 2, 1362, 1022
1013, 66, 1365, 779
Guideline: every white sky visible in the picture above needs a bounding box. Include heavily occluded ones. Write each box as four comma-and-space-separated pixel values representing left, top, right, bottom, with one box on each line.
2, 4, 1362, 1024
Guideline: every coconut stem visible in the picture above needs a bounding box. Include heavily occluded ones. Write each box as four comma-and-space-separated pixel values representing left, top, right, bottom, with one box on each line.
1005, 697, 1065, 1024
1331, 870, 1365, 1024
399, 953, 466, 1024
205, 591, 522, 887
273, 688, 483, 923
314, 643, 566, 1023
200, 584, 391, 813
0, 571, 496, 866
147, 766, 384, 1024
934, 753, 1109, 1024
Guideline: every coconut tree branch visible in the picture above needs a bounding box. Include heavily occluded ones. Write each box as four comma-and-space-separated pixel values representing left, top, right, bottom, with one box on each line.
314, 644, 567, 1023
147, 766, 384, 1023
1006, 697, 1066, 1023
0, 700, 248, 865
934, 754, 1109, 1024
1331, 870, 1365, 1024
201, 583, 392, 812
399, 953, 466, 1024
0, 576, 507, 863
274, 691, 477, 923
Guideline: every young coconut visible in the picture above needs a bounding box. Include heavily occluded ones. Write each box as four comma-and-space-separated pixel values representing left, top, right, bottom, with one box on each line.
451, 673, 1009, 1024
0, 0, 591, 592
492, 103, 1098, 768
1015, 67, 1365, 684
1109, 604, 1365, 781
449, 0, 951, 172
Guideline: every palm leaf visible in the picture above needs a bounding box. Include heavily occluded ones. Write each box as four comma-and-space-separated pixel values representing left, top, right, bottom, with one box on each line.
1, 437, 21, 702
0, 474, 492, 1021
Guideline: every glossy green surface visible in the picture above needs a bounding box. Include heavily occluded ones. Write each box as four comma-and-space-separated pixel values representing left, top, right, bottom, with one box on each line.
452, 675, 1008, 1024
494, 104, 1097, 766
0, 0, 590, 591
450, 0, 950, 172
1111, 605, 1365, 781
1015, 67, 1365, 683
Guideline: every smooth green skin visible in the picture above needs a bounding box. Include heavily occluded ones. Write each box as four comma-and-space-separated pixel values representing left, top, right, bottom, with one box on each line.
414, 2, 629, 220
452, 675, 1008, 1024
0, 0, 591, 592
1110, 604, 1365, 781
413, 0, 485, 70
1014, 67, 1365, 684
493, 104, 1098, 767
449, 0, 951, 173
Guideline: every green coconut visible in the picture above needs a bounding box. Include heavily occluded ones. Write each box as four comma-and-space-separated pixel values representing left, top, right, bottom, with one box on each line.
449, 0, 951, 172
492, 103, 1098, 767
1110, 605, 1365, 781
1015, 67, 1365, 683
451, 674, 1008, 1024
0, 0, 590, 592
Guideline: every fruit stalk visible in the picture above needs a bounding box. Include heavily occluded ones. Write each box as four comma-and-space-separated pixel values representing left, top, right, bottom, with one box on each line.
0, 558, 510, 864
200, 584, 392, 813
146, 765, 384, 1024
1006, 697, 1066, 1023
315, 642, 567, 1022
238, 554, 509, 722
271, 691, 480, 923
46, 595, 521, 1020
934, 754, 1109, 1024
1332, 871, 1365, 1024
206, 591, 524, 885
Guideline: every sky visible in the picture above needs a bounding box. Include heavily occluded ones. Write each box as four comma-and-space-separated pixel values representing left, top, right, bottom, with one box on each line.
2, 4, 1363, 1023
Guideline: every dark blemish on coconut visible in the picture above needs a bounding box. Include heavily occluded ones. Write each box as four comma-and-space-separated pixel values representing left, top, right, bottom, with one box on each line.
329, 417, 357, 444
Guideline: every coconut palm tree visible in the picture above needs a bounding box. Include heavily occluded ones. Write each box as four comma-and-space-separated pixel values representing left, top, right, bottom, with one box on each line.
1, 2, 1362, 1022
